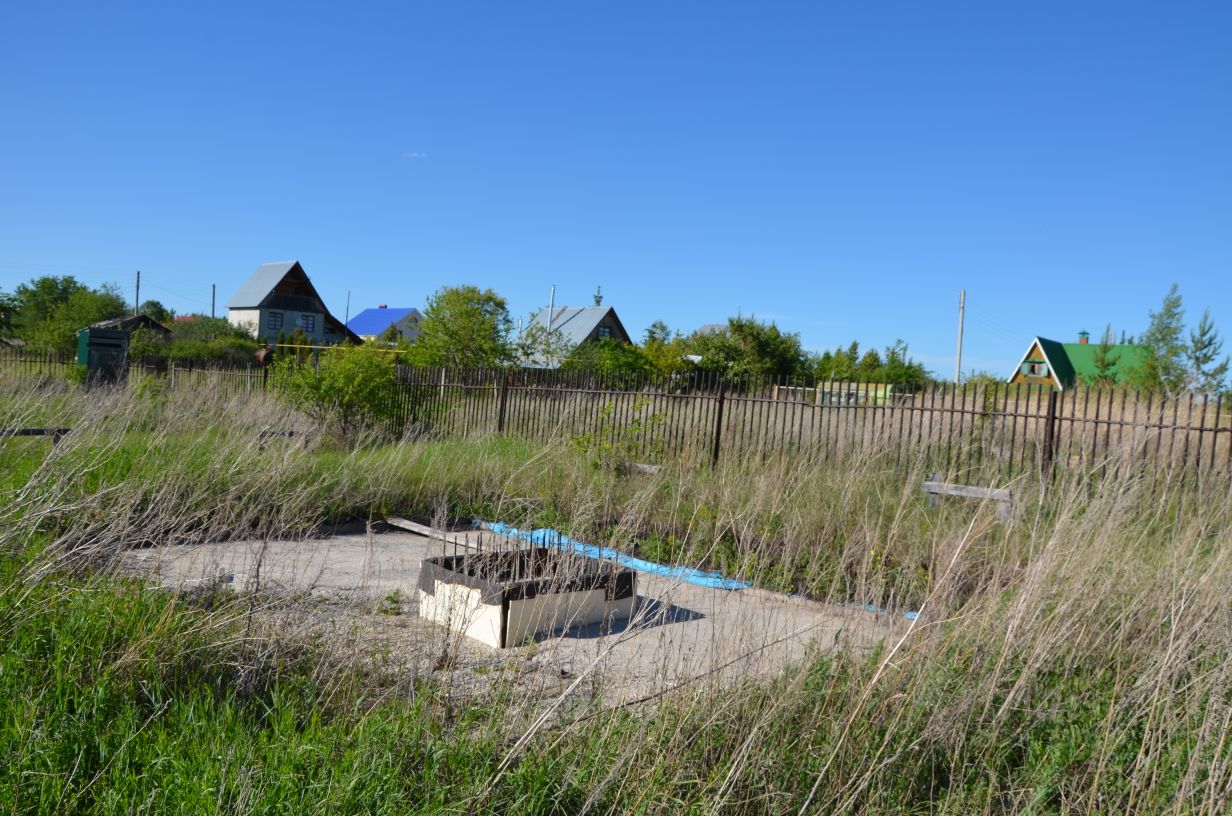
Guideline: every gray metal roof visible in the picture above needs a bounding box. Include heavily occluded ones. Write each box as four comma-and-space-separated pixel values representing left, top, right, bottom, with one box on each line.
528, 306, 629, 347
226, 261, 300, 309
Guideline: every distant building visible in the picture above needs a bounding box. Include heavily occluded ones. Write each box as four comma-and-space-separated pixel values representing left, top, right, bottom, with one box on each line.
1008, 331, 1151, 390
226, 261, 358, 345
346, 306, 423, 342
85, 315, 172, 337
525, 305, 631, 367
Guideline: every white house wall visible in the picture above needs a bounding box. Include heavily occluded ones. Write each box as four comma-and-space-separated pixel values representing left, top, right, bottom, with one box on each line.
227, 309, 261, 338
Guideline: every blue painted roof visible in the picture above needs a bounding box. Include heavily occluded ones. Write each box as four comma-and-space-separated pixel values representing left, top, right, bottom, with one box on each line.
347, 307, 421, 335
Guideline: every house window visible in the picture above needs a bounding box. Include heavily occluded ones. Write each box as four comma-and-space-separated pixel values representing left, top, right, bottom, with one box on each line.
597, 326, 612, 339
299, 314, 316, 334
1021, 360, 1048, 377
267, 311, 284, 332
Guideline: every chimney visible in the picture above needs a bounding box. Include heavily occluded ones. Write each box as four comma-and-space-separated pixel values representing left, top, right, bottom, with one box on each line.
1078, 330, 1090, 345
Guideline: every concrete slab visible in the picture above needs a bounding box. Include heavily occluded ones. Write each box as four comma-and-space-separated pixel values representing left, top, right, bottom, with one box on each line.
121, 529, 900, 705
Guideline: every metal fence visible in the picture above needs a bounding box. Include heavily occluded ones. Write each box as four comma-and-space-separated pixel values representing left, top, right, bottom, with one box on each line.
3, 349, 1229, 480
393, 368, 1232, 480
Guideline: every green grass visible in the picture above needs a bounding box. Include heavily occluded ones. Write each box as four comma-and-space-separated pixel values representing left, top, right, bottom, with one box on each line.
2, 381, 1231, 813
0, 544, 590, 815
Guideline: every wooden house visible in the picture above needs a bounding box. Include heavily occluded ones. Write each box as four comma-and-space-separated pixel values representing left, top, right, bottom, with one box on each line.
227, 261, 358, 345
1008, 332, 1151, 390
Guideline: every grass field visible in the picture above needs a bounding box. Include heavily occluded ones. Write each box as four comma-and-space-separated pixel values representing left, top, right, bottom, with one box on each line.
2, 379, 1231, 813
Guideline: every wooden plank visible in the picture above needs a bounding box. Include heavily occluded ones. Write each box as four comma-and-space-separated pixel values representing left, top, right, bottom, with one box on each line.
921, 481, 1012, 502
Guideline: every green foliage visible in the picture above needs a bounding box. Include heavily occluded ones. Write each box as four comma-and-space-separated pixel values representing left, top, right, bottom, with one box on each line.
138, 299, 174, 324
11, 275, 129, 355
169, 315, 254, 343
273, 344, 401, 440
1133, 283, 1187, 393
1187, 309, 1229, 394
561, 337, 653, 381
514, 316, 573, 366
403, 285, 513, 368
0, 290, 15, 336
1084, 324, 1121, 388
685, 316, 807, 379
571, 398, 665, 468
815, 339, 931, 386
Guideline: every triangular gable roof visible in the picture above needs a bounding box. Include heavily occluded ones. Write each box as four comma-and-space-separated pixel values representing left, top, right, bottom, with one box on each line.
226, 260, 360, 343
347, 307, 421, 335
528, 306, 630, 346
1008, 336, 1151, 390
227, 261, 309, 309
1007, 337, 1072, 389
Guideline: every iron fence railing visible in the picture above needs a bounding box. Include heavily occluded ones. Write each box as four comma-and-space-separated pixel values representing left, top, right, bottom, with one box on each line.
2, 349, 1229, 481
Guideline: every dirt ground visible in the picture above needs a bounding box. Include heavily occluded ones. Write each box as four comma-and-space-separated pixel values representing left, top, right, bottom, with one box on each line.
121, 525, 905, 706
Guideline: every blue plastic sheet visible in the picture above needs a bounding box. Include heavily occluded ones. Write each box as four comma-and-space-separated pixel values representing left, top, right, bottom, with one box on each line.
842, 602, 920, 622
480, 521, 750, 591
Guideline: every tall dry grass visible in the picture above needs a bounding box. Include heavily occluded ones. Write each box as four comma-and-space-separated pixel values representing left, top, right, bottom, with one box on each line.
1, 379, 1230, 812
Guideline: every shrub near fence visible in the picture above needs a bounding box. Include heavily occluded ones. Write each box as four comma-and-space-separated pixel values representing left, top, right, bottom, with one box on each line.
3, 349, 1230, 481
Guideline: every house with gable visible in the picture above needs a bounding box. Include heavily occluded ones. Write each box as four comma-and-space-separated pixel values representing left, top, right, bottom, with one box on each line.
227, 261, 358, 345
1008, 331, 1151, 390
524, 305, 631, 367
346, 305, 423, 343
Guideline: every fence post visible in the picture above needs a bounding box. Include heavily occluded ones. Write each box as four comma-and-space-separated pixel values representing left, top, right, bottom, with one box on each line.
711, 378, 727, 469
1041, 389, 1059, 473
497, 372, 510, 434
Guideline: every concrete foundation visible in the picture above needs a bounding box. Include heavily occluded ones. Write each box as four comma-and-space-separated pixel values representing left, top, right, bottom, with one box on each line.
419, 548, 636, 648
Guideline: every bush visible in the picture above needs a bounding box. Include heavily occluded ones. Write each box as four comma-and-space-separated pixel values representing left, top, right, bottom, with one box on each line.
272, 344, 402, 441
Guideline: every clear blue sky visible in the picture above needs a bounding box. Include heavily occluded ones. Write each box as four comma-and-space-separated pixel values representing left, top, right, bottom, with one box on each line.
2, 1, 1229, 376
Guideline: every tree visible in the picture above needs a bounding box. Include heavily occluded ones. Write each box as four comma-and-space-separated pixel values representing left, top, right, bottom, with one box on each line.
10, 276, 93, 332
856, 349, 884, 380
1187, 309, 1229, 394
643, 320, 671, 345
273, 344, 401, 441
640, 320, 693, 375
813, 339, 930, 386
515, 316, 573, 366
562, 337, 653, 381
0, 291, 15, 336
24, 285, 129, 356
138, 299, 174, 324
404, 285, 514, 368
1132, 284, 1187, 393
169, 315, 255, 343
879, 340, 931, 388
685, 316, 807, 380
1085, 324, 1120, 388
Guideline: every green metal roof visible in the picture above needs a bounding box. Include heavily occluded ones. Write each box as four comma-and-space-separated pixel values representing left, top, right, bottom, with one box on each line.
1059, 341, 1150, 386
1035, 338, 1075, 388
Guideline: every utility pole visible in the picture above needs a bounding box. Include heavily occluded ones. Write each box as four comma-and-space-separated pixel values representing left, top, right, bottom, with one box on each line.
134, 270, 141, 317
954, 289, 966, 385
344, 290, 351, 325
211, 283, 216, 318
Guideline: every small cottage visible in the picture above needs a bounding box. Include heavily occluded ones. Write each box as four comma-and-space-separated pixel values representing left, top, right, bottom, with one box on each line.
227, 261, 358, 345
1008, 331, 1151, 390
